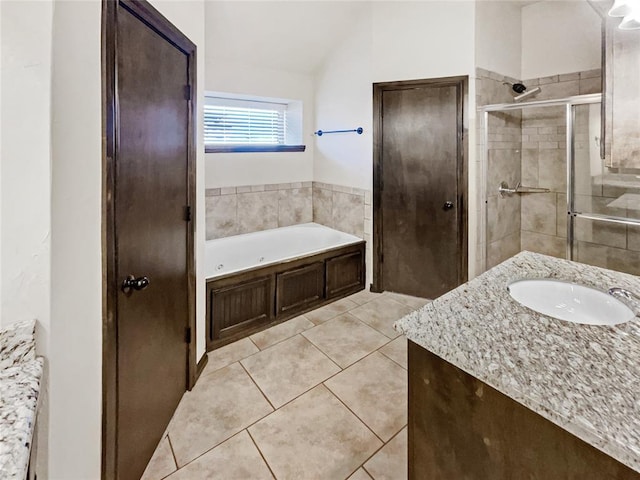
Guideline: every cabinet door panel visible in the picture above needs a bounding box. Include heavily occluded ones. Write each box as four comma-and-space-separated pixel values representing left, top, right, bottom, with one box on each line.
276, 262, 324, 315
326, 250, 364, 299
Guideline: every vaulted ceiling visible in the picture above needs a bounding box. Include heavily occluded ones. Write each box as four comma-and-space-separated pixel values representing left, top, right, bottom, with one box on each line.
205, 1, 365, 74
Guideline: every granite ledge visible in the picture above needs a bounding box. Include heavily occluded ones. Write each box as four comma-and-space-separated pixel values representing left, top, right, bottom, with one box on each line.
0, 358, 44, 480
395, 251, 640, 473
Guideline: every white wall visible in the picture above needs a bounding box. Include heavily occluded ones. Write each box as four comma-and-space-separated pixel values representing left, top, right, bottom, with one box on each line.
372, 1, 476, 83
475, 0, 522, 79
49, 2, 102, 476
41, 1, 206, 479
204, 59, 315, 188
313, 7, 373, 190
0, 0, 53, 355
313, 1, 478, 276
315, 1, 477, 188
522, 1, 601, 79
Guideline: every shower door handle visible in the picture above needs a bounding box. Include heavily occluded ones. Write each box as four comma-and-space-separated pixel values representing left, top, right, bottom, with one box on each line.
443, 201, 454, 210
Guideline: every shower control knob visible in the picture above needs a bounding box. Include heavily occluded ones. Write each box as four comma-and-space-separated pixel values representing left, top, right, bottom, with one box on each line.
121, 275, 150, 294
443, 201, 454, 210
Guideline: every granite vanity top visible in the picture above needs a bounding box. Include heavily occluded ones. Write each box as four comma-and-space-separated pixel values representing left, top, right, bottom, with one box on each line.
0, 320, 43, 480
395, 251, 640, 473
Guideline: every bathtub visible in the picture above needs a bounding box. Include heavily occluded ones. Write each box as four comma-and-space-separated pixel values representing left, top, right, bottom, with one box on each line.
205, 223, 366, 350
205, 223, 362, 279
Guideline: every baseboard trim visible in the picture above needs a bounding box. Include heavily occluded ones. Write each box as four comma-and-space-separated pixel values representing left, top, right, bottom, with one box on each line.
195, 353, 208, 383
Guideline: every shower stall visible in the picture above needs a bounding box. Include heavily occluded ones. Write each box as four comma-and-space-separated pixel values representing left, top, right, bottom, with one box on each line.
480, 93, 640, 276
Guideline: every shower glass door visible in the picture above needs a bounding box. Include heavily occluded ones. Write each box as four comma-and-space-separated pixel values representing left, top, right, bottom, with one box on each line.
570, 103, 640, 275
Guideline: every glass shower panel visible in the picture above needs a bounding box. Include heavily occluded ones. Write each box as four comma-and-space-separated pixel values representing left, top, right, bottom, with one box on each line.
485, 109, 523, 269
571, 103, 640, 275
520, 106, 567, 260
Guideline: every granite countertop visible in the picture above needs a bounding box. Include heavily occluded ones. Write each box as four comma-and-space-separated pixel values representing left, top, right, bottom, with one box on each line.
395, 251, 640, 473
0, 320, 44, 480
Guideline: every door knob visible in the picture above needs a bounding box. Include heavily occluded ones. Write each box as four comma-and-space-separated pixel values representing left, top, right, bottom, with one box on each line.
443, 201, 454, 210
121, 275, 150, 293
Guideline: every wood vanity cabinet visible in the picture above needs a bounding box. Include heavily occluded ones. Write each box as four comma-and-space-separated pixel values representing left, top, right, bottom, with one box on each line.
408, 341, 640, 479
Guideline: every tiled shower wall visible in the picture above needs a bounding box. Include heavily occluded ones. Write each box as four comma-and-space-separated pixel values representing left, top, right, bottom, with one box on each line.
205, 182, 373, 285
476, 68, 523, 270
519, 69, 602, 259
478, 67, 604, 271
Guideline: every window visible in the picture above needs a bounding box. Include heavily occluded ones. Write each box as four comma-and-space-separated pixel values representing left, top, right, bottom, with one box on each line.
204, 94, 305, 153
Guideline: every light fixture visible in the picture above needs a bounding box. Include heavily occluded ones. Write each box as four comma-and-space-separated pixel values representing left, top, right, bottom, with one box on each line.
620, 11, 640, 29
609, 0, 633, 17
609, 0, 640, 30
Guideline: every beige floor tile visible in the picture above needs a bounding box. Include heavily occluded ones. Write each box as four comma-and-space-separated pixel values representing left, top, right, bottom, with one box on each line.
349, 297, 413, 338
364, 427, 407, 480
379, 336, 408, 370
241, 335, 340, 408
383, 291, 431, 310
305, 297, 358, 325
168, 362, 273, 467
325, 352, 407, 441
250, 315, 314, 350
204, 337, 259, 375
141, 436, 176, 480
165, 431, 273, 480
348, 468, 373, 479
302, 313, 389, 368
249, 385, 382, 479
348, 289, 384, 306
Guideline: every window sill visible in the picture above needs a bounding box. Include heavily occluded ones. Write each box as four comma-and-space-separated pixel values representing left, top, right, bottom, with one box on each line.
205, 144, 306, 153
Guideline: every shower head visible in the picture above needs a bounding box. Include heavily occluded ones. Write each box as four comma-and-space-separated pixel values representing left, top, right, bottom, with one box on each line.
514, 87, 542, 102
503, 81, 542, 102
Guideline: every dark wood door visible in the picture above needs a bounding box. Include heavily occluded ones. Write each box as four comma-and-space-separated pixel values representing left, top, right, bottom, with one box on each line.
114, 5, 190, 480
375, 79, 466, 299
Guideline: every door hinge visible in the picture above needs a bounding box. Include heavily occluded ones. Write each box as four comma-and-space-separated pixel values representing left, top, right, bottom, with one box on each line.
184, 205, 192, 222
185, 327, 191, 344
184, 85, 191, 101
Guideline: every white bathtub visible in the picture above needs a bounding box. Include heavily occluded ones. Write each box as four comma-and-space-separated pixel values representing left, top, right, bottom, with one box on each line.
205, 223, 363, 279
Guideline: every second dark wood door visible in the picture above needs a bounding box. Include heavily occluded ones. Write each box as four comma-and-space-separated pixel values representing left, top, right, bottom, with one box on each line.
115, 5, 190, 479
377, 81, 465, 299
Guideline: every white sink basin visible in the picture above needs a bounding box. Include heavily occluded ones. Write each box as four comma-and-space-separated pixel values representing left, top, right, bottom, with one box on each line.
507, 279, 635, 325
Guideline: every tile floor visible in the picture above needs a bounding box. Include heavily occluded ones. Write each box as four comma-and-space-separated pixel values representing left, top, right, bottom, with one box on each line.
141, 290, 430, 480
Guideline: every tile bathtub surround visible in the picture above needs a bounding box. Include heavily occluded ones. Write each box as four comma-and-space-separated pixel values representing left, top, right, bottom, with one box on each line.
145, 289, 427, 479
312, 181, 372, 286
206, 180, 373, 285
205, 181, 370, 241
311, 182, 367, 239
205, 182, 313, 240
395, 251, 640, 474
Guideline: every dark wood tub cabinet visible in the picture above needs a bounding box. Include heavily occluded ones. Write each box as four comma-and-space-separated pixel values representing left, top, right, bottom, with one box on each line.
206, 241, 365, 351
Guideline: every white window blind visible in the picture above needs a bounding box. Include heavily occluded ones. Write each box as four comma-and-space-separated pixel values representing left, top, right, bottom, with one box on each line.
204, 96, 287, 145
